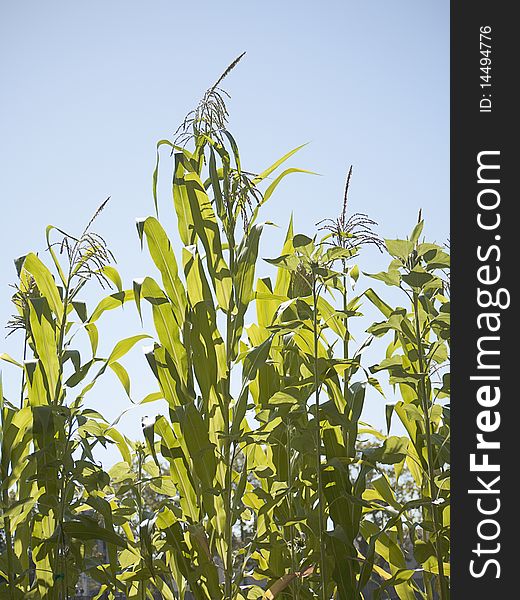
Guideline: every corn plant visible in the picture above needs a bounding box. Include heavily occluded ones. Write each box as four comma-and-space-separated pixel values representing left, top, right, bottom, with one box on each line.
133, 57, 314, 600
245, 204, 391, 599
365, 218, 450, 599
0, 209, 137, 599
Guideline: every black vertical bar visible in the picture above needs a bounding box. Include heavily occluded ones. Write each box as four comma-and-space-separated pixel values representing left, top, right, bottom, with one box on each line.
452, 2, 513, 597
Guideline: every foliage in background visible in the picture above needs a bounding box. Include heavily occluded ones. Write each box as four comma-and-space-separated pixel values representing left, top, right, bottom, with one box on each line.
1, 62, 450, 600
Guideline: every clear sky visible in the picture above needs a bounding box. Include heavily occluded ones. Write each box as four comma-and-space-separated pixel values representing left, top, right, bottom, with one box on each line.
0, 1, 449, 463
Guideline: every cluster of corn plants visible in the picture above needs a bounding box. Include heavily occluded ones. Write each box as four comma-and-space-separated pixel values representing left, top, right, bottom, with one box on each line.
364, 219, 450, 600
1, 63, 450, 600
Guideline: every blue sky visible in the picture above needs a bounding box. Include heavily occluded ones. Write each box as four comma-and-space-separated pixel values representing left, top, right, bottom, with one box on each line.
0, 1, 449, 463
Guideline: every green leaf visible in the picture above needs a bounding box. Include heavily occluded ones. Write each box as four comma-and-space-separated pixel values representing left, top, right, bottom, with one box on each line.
62, 520, 127, 548
142, 216, 187, 326
89, 290, 135, 323
85, 322, 99, 355
107, 334, 151, 365
410, 220, 424, 245
0, 353, 23, 368
292, 234, 314, 249
72, 301, 88, 322
364, 436, 409, 464
103, 426, 132, 464
261, 167, 316, 207
173, 154, 231, 310
101, 265, 123, 292
109, 361, 131, 397
28, 297, 59, 394
252, 143, 308, 184
385, 239, 413, 260
401, 267, 434, 289
366, 268, 401, 287
364, 288, 393, 317
23, 253, 63, 316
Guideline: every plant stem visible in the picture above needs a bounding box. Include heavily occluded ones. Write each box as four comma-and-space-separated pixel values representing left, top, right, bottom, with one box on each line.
54, 281, 70, 406
412, 292, 448, 600
54, 271, 72, 599
423, 571, 434, 600
286, 419, 300, 600
342, 272, 351, 450
224, 230, 236, 600
312, 278, 327, 600
224, 432, 234, 600
19, 336, 27, 409
342, 271, 349, 370
2, 489, 16, 600
137, 447, 146, 600
56, 417, 76, 600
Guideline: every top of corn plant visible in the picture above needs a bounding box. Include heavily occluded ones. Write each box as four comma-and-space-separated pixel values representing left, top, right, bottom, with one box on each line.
317, 165, 385, 256
174, 51, 246, 146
